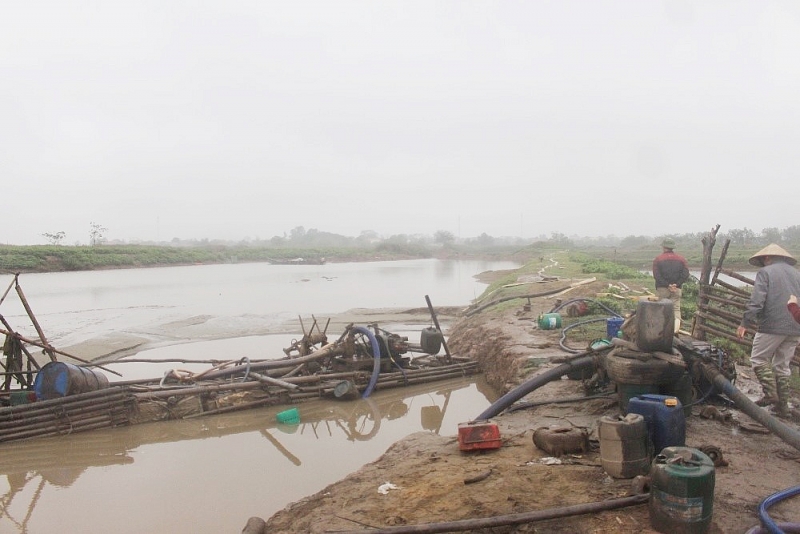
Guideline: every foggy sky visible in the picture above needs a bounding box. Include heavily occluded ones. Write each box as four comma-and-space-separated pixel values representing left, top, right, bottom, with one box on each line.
2, 2, 798, 246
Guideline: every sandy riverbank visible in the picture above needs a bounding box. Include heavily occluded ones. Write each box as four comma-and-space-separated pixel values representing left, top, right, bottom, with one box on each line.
257, 276, 800, 533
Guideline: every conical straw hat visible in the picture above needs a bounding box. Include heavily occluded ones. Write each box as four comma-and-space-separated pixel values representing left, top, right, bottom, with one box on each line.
749, 243, 797, 267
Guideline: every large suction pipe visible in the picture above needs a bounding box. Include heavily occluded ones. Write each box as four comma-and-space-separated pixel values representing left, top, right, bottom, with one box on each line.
699, 362, 800, 452
475, 355, 595, 420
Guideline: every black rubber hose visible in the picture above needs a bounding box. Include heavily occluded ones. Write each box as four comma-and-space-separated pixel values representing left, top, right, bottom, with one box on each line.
557, 317, 608, 353
549, 297, 622, 318
703, 363, 800, 452
335, 493, 648, 534
465, 286, 569, 317
475, 355, 595, 420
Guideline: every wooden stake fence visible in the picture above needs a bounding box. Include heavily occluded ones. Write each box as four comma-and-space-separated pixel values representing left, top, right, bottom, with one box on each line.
691, 229, 800, 366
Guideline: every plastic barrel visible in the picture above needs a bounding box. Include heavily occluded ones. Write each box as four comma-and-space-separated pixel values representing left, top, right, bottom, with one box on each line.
33, 361, 110, 400
598, 413, 651, 479
419, 327, 443, 354
627, 394, 686, 455
649, 447, 715, 534
606, 317, 625, 340
636, 300, 674, 352
538, 313, 562, 330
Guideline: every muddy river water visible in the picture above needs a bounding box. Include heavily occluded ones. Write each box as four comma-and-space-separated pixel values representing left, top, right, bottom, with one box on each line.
0, 259, 516, 533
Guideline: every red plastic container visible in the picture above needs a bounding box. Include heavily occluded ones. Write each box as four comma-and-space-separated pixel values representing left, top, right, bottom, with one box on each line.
458, 420, 502, 451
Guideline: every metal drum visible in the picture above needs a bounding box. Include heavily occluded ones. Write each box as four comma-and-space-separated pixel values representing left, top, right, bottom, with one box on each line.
33, 361, 110, 400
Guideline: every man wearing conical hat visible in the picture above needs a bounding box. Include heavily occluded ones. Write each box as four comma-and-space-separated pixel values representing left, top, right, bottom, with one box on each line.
736, 243, 800, 418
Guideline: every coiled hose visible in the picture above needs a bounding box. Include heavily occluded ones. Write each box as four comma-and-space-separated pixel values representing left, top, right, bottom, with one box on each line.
557, 317, 608, 353
354, 326, 382, 399
757, 485, 800, 534
548, 298, 623, 353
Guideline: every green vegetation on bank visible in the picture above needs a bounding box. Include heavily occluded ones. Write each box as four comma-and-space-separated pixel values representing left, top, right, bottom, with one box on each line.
472, 250, 736, 361
476, 250, 652, 320
0, 244, 440, 273
14, 223, 800, 274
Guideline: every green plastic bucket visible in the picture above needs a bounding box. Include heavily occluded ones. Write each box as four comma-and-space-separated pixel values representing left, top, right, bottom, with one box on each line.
276, 407, 300, 424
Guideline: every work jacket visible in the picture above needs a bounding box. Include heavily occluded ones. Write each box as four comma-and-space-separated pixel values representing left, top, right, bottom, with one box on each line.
652, 251, 690, 289
742, 260, 800, 336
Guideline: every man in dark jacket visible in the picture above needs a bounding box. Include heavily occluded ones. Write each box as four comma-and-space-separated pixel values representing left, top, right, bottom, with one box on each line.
737, 244, 800, 417
652, 237, 690, 333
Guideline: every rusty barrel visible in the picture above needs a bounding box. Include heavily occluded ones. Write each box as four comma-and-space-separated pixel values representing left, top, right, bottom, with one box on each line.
33, 361, 110, 400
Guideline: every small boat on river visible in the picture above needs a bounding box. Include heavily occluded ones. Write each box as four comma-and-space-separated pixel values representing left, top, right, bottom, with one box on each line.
0, 275, 475, 444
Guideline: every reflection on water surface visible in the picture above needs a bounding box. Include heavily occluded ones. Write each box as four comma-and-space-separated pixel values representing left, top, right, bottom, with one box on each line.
0, 376, 496, 534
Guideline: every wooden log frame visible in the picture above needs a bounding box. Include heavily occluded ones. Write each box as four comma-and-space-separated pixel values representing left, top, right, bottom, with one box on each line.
0, 388, 133, 443
0, 358, 479, 443
700, 286, 750, 310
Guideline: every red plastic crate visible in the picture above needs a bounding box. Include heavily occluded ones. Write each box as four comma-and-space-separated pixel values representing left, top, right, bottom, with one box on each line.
458, 420, 502, 451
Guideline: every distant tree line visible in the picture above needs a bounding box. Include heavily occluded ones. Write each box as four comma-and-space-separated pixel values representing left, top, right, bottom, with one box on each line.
36, 224, 800, 254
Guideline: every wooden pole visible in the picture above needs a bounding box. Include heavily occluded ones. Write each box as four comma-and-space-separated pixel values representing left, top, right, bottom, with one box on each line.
694, 226, 720, 339
700, 293, 747, 310
699, 224, 720, 286
425, 295, 452, 363
0, 327, 122, 377
719, 268, 755, 286
14, 282, 56, 362
696, 306, 745, 325
0, 275, 17, 307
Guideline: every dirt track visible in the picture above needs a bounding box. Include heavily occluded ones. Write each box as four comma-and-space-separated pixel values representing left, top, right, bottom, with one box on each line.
259, 276, 800, 533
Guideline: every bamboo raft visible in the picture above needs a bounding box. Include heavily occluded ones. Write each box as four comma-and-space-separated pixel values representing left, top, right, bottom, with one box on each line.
0, 275, 476, 444
0, 357, 478, 444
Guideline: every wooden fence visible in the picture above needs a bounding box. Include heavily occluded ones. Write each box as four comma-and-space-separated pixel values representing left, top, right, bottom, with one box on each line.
691, 226, 800, 367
